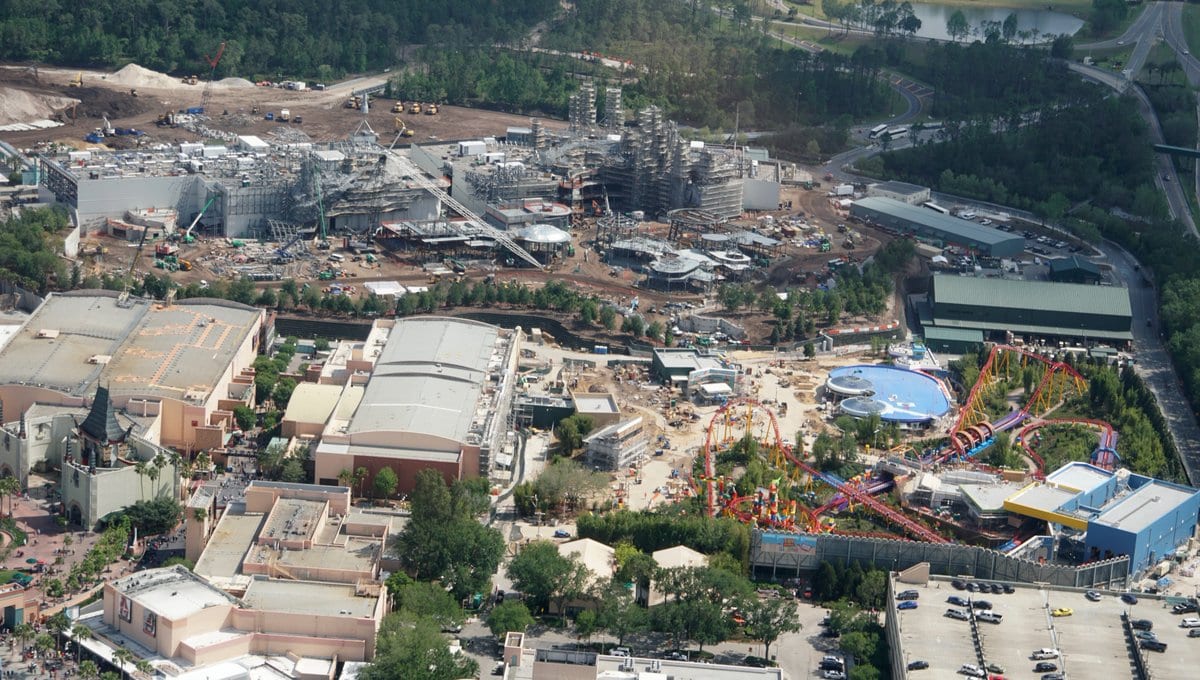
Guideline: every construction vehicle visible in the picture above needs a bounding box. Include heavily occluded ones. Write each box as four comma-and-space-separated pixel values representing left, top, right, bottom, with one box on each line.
278, 109, 290, 122
155, 243, 179, 257
68, 72, 82, 88
183, 195, 219, 242
183, 74, 199, 85
179, 259, 192, 271
391, 101, 404, 113
118, 227, 151, 305
409, 102, 422, 115
130, 88, 138, 97
393, 117, 415, 138
292, 115, 303, 124
264, 112, 275, 121
100, 116, 115, 137
251, 104, 260, 115
345, 97, 360, 110
425, 103, 438, 115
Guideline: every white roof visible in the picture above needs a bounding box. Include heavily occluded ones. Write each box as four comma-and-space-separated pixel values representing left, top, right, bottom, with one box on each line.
651, 545, 707, 570
699, 382, 732, 395
559, 538, 615, 581
110, 565, 239, 619
237, 135, 270, 150
363, 280, 405, 297
282, 383, 344, 425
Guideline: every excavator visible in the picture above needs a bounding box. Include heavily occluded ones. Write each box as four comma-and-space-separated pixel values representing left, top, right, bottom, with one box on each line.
393, 117, 414, 138
68, 72, 82, 88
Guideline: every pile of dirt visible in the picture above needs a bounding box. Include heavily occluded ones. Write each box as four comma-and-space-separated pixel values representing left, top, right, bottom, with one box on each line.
106, 63, 181, 89
70, 86, 155, 120
216, 77, 255, 89
0, 85, 78, 125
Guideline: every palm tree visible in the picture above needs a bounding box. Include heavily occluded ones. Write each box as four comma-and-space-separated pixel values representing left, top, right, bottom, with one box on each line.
133, 461, 147, 499
135, 659, 153, 677
78, 660, 100, 680
353, 467, 368, 499
112, 647, 135, 680
193, 507, 208, 523
13, 622, 34, 653
45, 611, 69, 651
33, 633, 54, 658
337, 468, 353, 488
0, 475, 21, 517
145, 465, 161, 497
71, 623, 93, 663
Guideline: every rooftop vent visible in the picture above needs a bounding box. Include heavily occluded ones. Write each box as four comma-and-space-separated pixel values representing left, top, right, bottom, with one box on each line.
36, 329, 60, 339
88, 355, 112, 365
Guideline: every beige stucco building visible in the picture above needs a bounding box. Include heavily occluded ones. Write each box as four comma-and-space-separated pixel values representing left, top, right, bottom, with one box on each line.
311, 316, 521, 495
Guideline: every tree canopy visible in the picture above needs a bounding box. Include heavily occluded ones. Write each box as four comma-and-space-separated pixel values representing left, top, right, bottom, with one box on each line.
396, 470, 504, 600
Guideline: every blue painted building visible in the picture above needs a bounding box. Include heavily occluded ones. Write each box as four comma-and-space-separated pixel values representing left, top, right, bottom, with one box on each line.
1004, 462, 1200, 576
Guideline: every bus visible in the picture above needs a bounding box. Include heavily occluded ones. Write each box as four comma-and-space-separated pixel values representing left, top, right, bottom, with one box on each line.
883, 126, 909, 140
868, 124, 889, 139
923, 201, 949, 215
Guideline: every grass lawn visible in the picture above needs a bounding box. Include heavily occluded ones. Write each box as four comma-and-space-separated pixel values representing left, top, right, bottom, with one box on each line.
769, 21, 874, 55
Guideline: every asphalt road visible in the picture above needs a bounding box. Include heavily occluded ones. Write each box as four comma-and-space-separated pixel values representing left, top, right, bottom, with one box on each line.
1077, 1, 1164, 51
1100, 242, 1200, 483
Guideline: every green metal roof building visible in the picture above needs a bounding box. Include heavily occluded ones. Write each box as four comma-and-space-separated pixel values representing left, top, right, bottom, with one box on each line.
1048, 255, 1103, 284
927, 275, 1132, 343
850, 197, 1024, 257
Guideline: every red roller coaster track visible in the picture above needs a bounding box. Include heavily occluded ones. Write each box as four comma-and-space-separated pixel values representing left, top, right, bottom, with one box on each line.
949, 345, 1087, 454
702, 398, 947, 543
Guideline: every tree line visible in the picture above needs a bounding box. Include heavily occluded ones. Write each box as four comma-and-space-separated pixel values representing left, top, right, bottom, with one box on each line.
0, 0, 558, 78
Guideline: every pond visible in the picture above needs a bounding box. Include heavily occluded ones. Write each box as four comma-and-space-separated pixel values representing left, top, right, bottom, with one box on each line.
907, 3, 1085, 42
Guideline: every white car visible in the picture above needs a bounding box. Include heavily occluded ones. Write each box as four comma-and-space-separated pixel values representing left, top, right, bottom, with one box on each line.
1180, 617, 1200, 628
958, 664, 985, 678
1031, 648, 1061, 660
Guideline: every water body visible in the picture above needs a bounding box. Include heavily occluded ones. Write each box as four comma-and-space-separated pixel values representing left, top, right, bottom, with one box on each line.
906, 3, 1085, 42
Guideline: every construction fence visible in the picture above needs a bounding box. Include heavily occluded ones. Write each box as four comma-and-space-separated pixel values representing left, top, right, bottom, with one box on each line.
750, 530, 1130, 589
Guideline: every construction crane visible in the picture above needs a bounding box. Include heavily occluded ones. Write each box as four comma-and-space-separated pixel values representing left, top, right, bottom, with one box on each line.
199, 41, 226, 113
184, 195, 219, 242
385, 151, 543, 269
118, 227, 151, 305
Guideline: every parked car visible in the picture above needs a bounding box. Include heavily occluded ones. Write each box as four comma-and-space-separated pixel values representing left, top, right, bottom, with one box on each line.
977, 611, 1004, 624
1131, 619, 1153, 631
986, 663, 1005, 674
958, 663, 985, 677
952, 579, 967, 590
821, 671, 846, 680
1172, 602, 1198, 614
948, 595, 970, 607
1134, 630, 1158, 642
1042, 674, 1064, 680
553, 529, 571, 538
907, 660, 930, 671
1034, 662, 1058, 673
897, 590, 920, 601
898, 601, 919, 611
1030, 649, 1060, 660
1002, 584, 1015, 594
1140, 639, 1167, 652
1085, 590, 1102, 602
1188, 629, 1200, 638
1179, 617, 1200, 628
972, 600, 993, 610
946, 608, 971, 620
1051, 608, 1073, 617
1121, 593, 1139, 605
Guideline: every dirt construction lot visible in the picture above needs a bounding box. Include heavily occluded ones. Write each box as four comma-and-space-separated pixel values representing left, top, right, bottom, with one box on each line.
0, 63, 566, 150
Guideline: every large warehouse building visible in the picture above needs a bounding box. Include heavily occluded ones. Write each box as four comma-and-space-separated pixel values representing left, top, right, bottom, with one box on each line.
923, 275, 1133, 345
312, 316, 520, 493
1003, 462, 1200, 575
850, 196, 1024, 257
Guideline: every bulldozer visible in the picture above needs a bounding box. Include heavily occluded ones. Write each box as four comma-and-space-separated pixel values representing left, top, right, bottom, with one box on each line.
183, 74, 199, 85
391, 101, 404, 113
409, 102, 421, 115
393, 117, 415, 138
68, 72, 82, 88
345, 96, 361, 110
425, 103, 438, 115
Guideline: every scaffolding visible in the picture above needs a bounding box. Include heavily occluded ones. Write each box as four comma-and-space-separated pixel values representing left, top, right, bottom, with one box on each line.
569, 81, 597, 132
602, 86, 624, 129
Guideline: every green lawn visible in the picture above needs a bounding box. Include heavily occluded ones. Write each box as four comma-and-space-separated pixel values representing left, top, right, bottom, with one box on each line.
769, 21, 874, 55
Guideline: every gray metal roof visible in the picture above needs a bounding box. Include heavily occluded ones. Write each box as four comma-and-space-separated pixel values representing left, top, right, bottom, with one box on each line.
932, 275, 1132, 319
1049, 255, 1101, 275
921, 326, 984, 343
349, 317, 500, 446
1092, 481, 1198, 533
852, 197, 1018, 247
871, 180, 928, 196
0, 292, 261, 402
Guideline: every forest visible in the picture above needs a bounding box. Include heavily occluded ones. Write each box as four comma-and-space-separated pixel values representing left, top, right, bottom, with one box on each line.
0, 0, 557, 77
392, 0, 894, 130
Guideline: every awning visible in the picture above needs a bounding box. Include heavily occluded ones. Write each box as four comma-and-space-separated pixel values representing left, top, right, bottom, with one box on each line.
698, 383, 732, 396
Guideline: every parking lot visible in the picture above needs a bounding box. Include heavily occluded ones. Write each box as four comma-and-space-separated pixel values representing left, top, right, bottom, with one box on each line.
890, 574, 1200, 679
